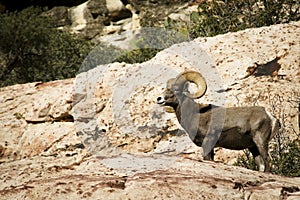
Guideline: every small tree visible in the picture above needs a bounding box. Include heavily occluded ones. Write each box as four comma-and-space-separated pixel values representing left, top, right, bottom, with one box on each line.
0, 6, 92, 87
271, 140, 300, 177
188, 0, 300, 38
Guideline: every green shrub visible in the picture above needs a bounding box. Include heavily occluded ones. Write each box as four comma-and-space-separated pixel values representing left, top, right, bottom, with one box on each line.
115, 48, 160, 64
79, 44, 159, 73
234, 139, 300, 177
81, 27, 190, 69
116, 28, 189, 64
271, 139, 300, 177
79, 43, 123, 73
0, 6, 92, 87
188, 0, 300, 38
234, 150, 258, 171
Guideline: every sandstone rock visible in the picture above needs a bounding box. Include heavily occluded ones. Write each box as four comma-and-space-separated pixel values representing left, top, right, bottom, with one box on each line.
0, 154, 299, 199
68, 0, 131, 38
168, 4, 198, 22
18, 122, 76, 158
75, 21, 299, 162
0, 80, 74, 162
43, 6, 71, 27
0, 21, 299, 199
105, 0, 130, 21
68, 1, 94, 34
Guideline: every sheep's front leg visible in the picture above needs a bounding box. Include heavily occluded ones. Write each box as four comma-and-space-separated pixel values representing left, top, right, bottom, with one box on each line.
203, 149, 214, 160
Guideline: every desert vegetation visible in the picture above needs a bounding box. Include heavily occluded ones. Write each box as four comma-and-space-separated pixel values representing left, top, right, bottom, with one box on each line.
166, 0, 300, 38
234, 93, 300, 176
0, 0, 299, 176
1, 0, 299, 87
0, 7, 92, 87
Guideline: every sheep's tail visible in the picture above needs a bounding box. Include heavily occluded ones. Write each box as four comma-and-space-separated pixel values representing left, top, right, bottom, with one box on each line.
266, 111, 280, 139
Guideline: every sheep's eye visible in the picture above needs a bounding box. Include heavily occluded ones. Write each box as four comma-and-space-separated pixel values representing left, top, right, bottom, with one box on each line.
170, 87, 179, 92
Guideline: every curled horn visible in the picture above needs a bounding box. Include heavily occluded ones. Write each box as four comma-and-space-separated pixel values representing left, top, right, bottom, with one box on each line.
175, 71, 207, 99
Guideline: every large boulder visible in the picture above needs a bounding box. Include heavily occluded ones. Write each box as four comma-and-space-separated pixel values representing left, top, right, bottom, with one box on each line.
68, 0, 131, 38
0, 153, 300, 199
0, 21, 299, 199
0, 80, 78, 162
73, 21, 300, 157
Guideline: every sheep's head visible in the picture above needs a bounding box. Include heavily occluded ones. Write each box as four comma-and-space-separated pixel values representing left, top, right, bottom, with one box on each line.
157, 71, 207, 108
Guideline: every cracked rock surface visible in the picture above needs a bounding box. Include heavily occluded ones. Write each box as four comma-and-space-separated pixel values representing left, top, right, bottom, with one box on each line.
0, 154, 299, 199
0, 21, 299, 199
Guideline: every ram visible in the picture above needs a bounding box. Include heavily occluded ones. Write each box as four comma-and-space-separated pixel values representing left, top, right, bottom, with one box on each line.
157, 71, 279, 172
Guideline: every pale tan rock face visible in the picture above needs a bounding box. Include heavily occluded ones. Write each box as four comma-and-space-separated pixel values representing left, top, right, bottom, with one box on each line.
0, 154, 299, 200
0, 80, 76, 162
0, 21, 299, 199
67, 0, 131, 38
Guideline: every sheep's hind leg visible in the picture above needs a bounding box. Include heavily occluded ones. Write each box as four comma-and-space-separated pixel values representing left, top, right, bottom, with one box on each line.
252, 133, 271, 172
249, 146, 266, 172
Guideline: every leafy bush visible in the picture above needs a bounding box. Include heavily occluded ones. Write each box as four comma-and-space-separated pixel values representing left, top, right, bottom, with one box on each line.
130, 0, 300, 59
188, 0, 300, 38
79, 44, 161, 72
115, 28, 189, 64
234, 139, 300, 177
80, 28, 189, 71
271, 139, 300, 177
78, 43, 122, 73
115, 48, 160, 64
0, 6, 92, 87
234, 150, 258, 171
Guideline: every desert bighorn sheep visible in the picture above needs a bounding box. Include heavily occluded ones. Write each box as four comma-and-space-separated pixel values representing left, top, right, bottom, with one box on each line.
157, 71, 279, 172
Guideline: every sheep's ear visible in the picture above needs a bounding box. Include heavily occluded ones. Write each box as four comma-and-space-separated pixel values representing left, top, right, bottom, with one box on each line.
179, 83, 188, 96
183, 82, 189, 91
